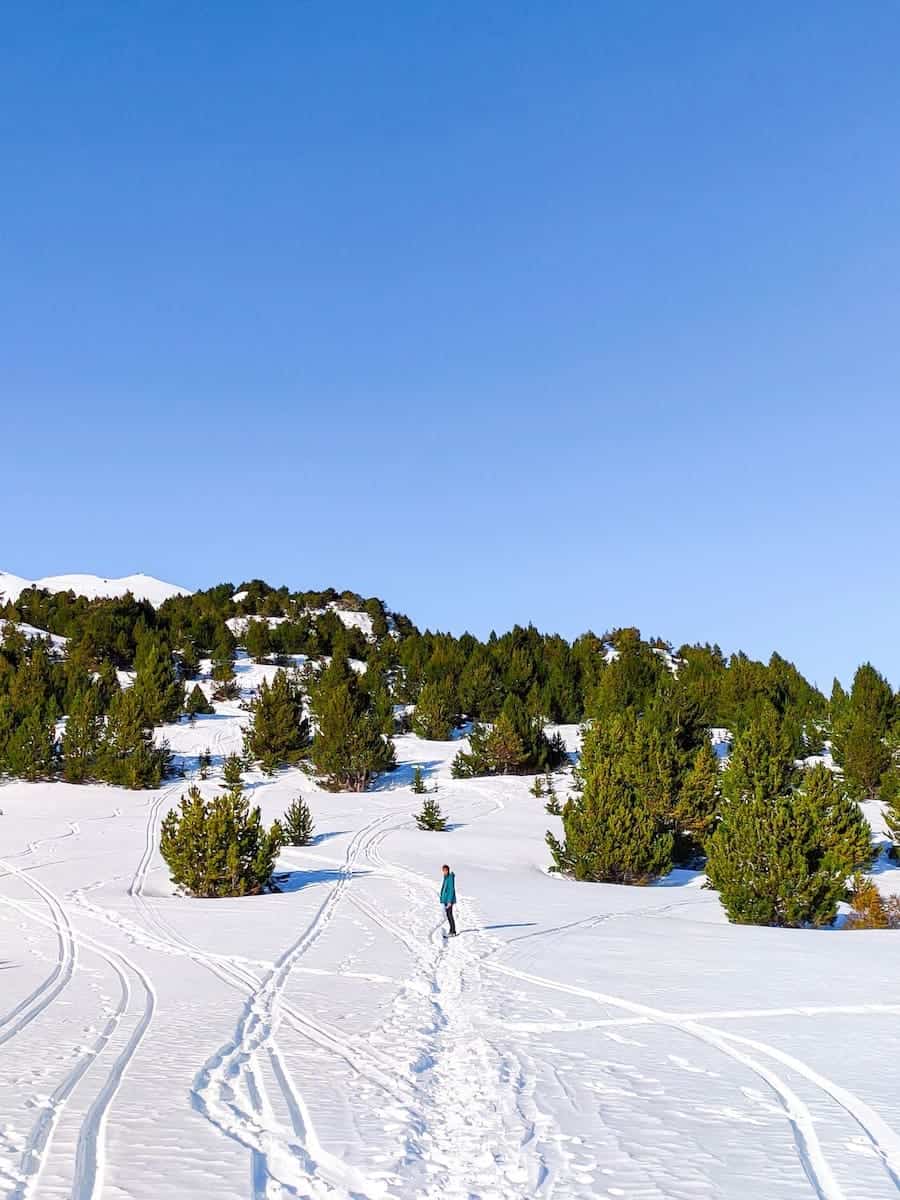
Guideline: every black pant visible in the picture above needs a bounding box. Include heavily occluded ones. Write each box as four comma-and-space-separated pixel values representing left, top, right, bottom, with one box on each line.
444, 903, 456, 936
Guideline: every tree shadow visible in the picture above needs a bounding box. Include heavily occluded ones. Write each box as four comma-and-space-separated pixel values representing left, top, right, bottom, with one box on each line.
310, 830, 350, 845
272, 867, 372, 894
373, 760, 443, 791
452, 923, 538, 935
655, 867, 706, 888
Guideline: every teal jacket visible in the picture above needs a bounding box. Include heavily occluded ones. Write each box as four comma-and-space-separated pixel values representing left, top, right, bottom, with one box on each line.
440, 872, 456, 905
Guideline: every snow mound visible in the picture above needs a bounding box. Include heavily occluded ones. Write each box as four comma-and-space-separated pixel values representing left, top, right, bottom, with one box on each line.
0, 570, 191, 607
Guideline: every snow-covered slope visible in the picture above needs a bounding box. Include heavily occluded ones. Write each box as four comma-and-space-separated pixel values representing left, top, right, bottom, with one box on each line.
2, 711, 900, 1199
0, 570, 190, 606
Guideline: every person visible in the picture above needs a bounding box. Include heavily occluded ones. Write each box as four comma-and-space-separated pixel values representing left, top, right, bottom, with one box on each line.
439, 864, 457, 937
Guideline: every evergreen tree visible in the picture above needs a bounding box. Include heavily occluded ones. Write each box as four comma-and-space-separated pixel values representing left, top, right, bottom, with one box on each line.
5, 710, 57, 781
62, 686, 104, 783
244, 619, 271, 663
160, 785, 283, 897
96, 688, 170, 789
451, 695, 566, 778
243, 669, 310, 774
282, 795, 315, 845
186, 683, 214, 717
416, 795, 447, 831
832, 663, 895, 798
412, 680, 457, 740
412, 765, 428, 794
221, 753, 244, 791
132, 631, 184, 726
308, 657, 396, 791
211, 629, 239, 700
671, 739, 721, 855
707, 766, 871, 927
546, 717, 674, 883
721, 706, 799, 804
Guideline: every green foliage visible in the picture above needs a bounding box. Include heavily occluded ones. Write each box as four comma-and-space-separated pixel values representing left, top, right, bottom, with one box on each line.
244, 619, 271, 663
415, 795, 447, 831
546, 716, 674, 883
221, 753, 244, 791
452, 695, 567, 778
160, 784, 283, 897
243, 669, 310, 775
95, 688, 171, 789
832, 664, 894, 799
412, 680, 457, 740
707, 765, 873, 927
412, 765, 428, 794
282, 795, 315, 846
721, 707, 799, 804
308, 657, 396, 791
132, 630, 184, 726
61, 687, 104, 783
186, 683, 214, 717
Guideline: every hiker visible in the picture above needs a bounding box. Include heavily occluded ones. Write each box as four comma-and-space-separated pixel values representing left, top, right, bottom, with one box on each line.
440, 863, 457, 937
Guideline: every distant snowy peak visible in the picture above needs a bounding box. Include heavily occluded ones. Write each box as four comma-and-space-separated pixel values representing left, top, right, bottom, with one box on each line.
0, 570, 191, 608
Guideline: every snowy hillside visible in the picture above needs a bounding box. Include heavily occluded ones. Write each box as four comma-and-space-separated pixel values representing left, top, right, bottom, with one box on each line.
2, 703, 900, 1200
0, 570, 190, 607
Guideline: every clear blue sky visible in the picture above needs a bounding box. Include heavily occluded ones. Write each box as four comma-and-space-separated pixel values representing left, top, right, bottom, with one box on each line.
3, 3, 899, 689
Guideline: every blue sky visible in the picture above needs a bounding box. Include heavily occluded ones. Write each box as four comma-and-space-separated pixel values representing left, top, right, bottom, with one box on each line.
2, 3, 899, 689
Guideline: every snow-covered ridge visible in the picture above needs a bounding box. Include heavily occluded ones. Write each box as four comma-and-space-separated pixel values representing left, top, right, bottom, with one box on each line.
0, 570, 191, 607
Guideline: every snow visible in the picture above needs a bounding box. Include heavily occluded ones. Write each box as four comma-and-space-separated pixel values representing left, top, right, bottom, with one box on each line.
1, 622, 68, 654
0, 570, 190, 607
2, 715, 900, 1199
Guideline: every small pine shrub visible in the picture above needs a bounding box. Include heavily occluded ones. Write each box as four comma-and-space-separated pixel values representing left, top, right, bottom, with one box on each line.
221, 754, 244, 791
545, 795, 562, 816
530, 776, 545, 798
160, 785, 283, 897
416, 796, 447, 831
412, 766, 427, 794
283, 796, 315, 846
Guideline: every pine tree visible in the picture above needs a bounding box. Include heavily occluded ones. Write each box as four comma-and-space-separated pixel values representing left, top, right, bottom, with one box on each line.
721, 707, 799, 804
832, 663, 895, 798
244, 620, 271, 663
243, 669, 310, 775
132, 631, 184, 726
416, 795, 447, 831
186, 683, 214, 717
5, 710, 57, 781
412, 765, 428, 794
221, 753, 244, 791
671, 739, 721, 855
451, 696, 566, 778
412, 680, 457, 740
308, 658, 395, 791
282, 796, 315, 846
707, 766, 871, 928
546, 717, 674, 883
547, 759, 673, 883
160, 785, 283, 897
96, 687, 170, 789
62, 687, 104, 783
211, 629, 239, 700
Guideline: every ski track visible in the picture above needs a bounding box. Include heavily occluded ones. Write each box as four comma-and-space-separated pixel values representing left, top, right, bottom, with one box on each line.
484, 958, 900, 1200
0, 857, 156, 1200
190, 811, 400, 1199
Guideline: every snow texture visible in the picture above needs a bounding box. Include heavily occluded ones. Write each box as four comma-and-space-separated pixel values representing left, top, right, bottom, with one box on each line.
1, 717, 900, 1198
0, 571, 190, 607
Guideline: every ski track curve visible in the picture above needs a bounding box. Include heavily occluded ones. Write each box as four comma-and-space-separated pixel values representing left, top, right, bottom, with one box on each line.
483, 958, 900, 1200
191, 811, 399, 1199
0, 857, 156, 1200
